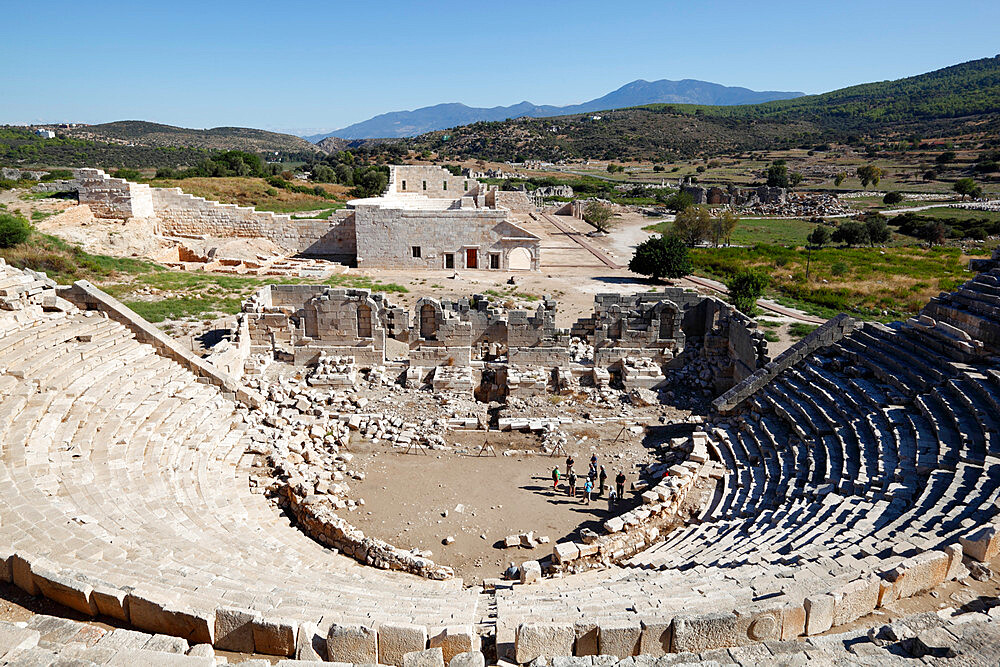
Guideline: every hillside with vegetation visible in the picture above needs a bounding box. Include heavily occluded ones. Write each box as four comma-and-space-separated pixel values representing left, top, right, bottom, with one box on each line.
65, 121, 320, 155
406, 56, 1000, 161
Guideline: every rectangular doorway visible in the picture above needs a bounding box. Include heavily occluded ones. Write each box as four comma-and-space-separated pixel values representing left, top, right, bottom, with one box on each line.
444, 253, 454, 269
489, 253, 500, 269
466, 248, 478, 269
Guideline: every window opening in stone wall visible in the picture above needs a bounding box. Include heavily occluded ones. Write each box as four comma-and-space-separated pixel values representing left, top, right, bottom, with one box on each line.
401, 180, 406, 190
412, 246, 421, 258
422, 181, 427, 191
443, 181, 447, 191
490, 253, 500, 269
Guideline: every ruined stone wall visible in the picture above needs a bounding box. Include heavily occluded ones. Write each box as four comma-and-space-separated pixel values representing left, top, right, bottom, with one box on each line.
353, 204, 537, 270
390, 165, 479, 198
490, 190, 535, 213
76, 168, 154, 219
150, 187, 356, 256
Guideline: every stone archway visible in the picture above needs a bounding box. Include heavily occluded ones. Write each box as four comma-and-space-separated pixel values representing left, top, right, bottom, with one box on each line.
507, 247, 532, 271
420, 304, 437, 340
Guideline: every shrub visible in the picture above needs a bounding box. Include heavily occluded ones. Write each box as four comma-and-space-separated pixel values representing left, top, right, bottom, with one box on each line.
882, 192, 904, 205
112, 168, 142, 181
628, 235, 692, 281
831, 261, 848, 277
725, 268, 770, 315
0, 213, 32, 248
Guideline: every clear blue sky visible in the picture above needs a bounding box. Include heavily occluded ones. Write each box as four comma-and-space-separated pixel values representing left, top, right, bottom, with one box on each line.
3, 0, 998, 135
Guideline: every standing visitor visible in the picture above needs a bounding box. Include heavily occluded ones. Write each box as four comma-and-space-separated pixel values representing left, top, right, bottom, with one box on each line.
568, 470, 577, 497
616, 471, 626, 500
552, 466, 560, 490
599, 466, 608, 496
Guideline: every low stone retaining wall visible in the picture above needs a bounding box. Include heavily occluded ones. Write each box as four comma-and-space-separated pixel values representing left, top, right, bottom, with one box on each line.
278, 479, 455, 580
58, 280, 263, 409
552, 440, 713, 573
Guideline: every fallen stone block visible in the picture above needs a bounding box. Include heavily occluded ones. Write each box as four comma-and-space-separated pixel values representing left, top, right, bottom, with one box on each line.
32, 569, 97, 616
327, 623, 378, 663
520, 560, 541, 584
127, 593, 214, 645
886, 550, 950, 601
832, 576, 880, 626
379, 623, 428, 667
638, 618, 672, 656
429, 626, 476, 664
515, 623, 574, 663
253, 617, 298, 656
295, 622, 325, 662
403, 647, 445, 667
449, 650, 485, 667
780, 602, 805, 641
573, 621, 598, 656
804, 594, 835, 636
960, 524, 1000, 563
552, 543, 580, 565
214, 607, 259, 653
597, 620, 640, 658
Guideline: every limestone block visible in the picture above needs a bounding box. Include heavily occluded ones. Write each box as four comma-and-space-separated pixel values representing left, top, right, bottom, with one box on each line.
573, 621, 598, 656
638, 619, 672, 656
888, 550, 950, 600
0, 548, 11, 583
780, 603, 805, 640
520, 560, 541, 584
404, 647, 445, 667
944, 543, 966, 581
295, 622, 324, 662
514, 623, 573, 663
552, 543, 580, 565
214, 607, 258, 653
960, 524, 1000, 562
449, 651, 486, 667
804, 594, 835, 636
92, 586, 130, 622
429, 626, 476, 663
379, 623, 428, 667
10, 554, 38, 595
253, 617, 298, 656
742, 606, 782, 644
327, 623, 378, 664
32, 569, 97, 616
832, 576, 880, 626
127, 593, 214, 646
671, 612, 737, 653
597, 620, 640, 658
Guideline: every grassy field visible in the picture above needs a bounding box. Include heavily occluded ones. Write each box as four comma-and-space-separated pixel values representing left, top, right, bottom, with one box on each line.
645, 218, 817, 246
692, 244, 978, 319
147, 176, 350, 213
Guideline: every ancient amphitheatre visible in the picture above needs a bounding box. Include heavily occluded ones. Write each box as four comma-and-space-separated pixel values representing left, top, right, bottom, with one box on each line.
0, 155, 995, 667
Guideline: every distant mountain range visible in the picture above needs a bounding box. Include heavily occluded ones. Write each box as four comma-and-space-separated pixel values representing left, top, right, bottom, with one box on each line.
307, 79, 805, 141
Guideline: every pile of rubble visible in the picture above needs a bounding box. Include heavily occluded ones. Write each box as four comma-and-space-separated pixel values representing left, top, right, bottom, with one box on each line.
736, 192, 851, 218
307, 353, 357, 387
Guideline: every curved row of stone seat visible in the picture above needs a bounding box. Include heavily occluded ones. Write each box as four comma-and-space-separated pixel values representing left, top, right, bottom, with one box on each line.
0, 305, 479, 659
503, 272, 1000, 657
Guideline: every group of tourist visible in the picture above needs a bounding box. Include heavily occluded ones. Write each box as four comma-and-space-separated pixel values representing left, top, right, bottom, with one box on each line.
551, 454, 627, 509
